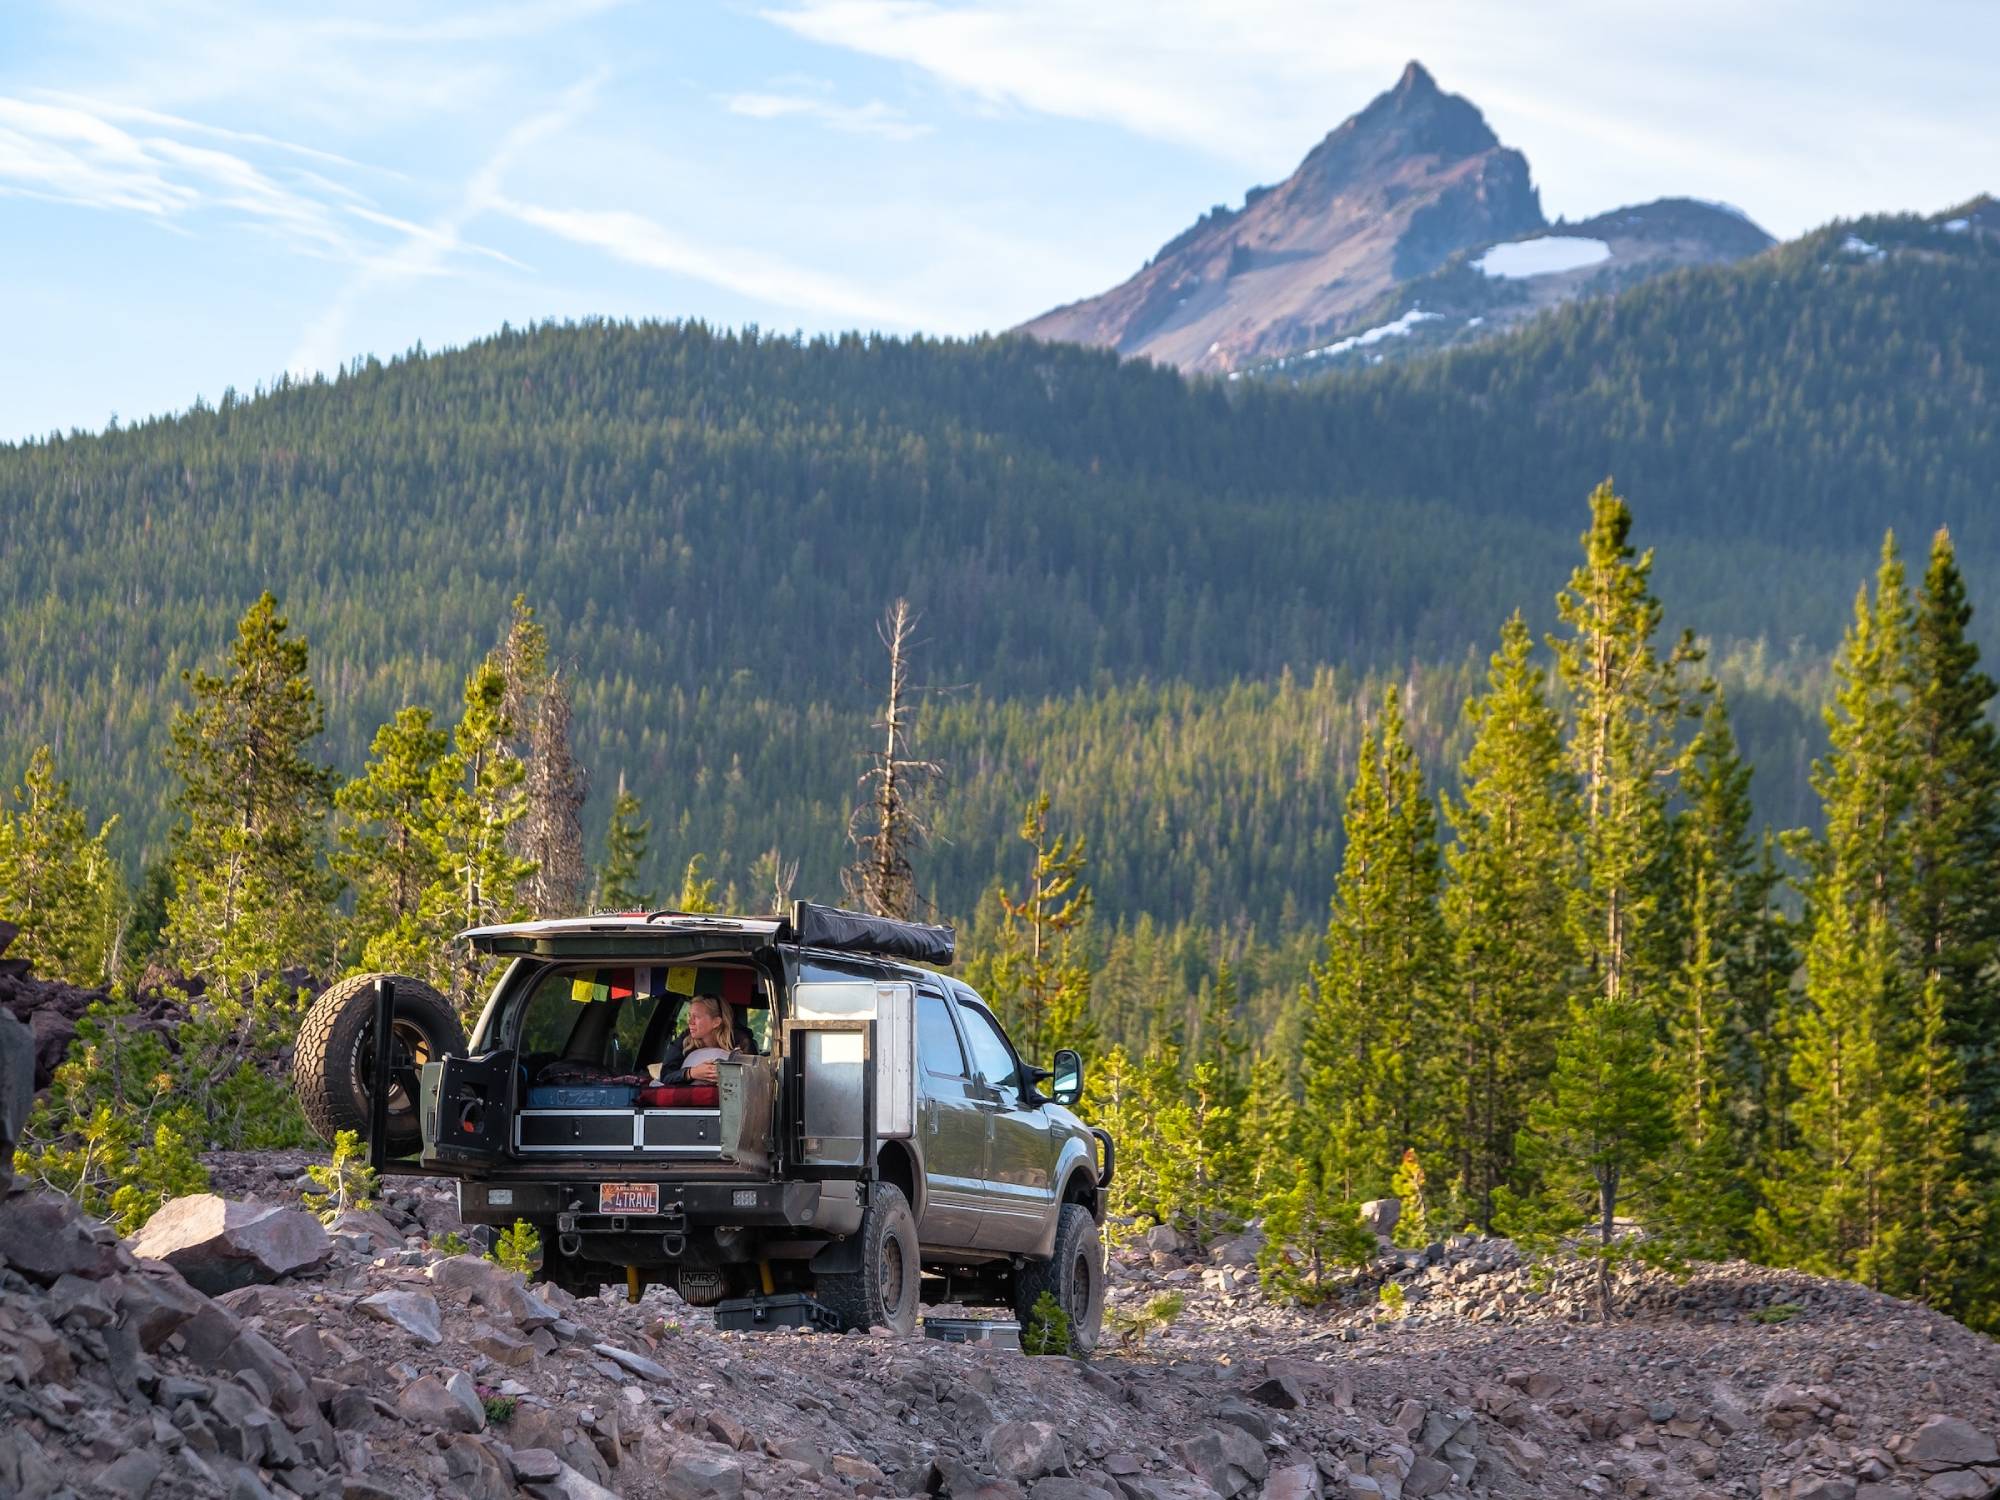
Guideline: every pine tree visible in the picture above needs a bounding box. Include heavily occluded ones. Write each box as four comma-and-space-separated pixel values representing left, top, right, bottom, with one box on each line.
1502, 991, 1675, 1318
425, 659, 534, 1016
1440, 615, 1576, 1227
989, 793, 1094, 1062
161, 592, 340, 988
675, 854, 721, 914
335, 706, 450, 975
1661, 690, 1760, 1256
1256, 1142, 1377, 1304
517, 671, 589, 918
1760, 538, 1914, 1286
1551, 484, 1699, 1013
0, 746, 125, 985
1906, 529, 2000, 1149
1738, 832, 1799, 1191
1304, 686, 1446, 1203
596, 773, 652, 910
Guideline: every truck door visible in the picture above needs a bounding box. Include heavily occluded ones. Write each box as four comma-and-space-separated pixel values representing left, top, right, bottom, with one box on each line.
952, 997, 1055, 1252
914, 987, 986, 1247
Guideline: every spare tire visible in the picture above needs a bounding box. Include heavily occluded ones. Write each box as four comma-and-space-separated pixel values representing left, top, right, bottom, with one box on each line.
294, 972, 465, 1156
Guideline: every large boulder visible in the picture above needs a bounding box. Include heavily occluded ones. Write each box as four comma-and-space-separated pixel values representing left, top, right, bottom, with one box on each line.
0, 1004, 33, 1192
1358, 1199, 1401, 1238
990, 1422, 1070, 1483
1910, 1416, 2000, 1469
128, 1194, 331, 1293
1174, 1426, 1268, 1498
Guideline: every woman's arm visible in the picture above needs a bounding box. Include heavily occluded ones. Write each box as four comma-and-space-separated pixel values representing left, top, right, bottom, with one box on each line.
655, 1033, 692, 1086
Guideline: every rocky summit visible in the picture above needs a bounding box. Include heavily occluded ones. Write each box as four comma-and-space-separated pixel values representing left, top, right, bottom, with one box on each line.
4, 1144, 2000, 1500
1018, 62, 1772, 377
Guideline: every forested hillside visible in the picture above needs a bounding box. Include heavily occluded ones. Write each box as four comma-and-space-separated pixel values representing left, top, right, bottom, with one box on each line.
0, 203, 1991, 925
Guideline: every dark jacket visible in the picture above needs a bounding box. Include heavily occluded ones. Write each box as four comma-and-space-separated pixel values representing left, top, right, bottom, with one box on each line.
656, 1023, 756, 1086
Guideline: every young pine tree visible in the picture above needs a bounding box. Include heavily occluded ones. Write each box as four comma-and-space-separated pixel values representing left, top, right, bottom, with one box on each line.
425, 659, 535, 1017
1661, 691, 1761, 1257
596, 773, 652, 910
1440, 615, 1576, 1227
989, 794, 1095, 1062
1551, 484, 1699, 1013
1502, 991, 1675, 1319
335, 706, 450, 975
1304, 686, 1447, 1203
1760, 538, 1916, 1288
0, 745, 125, 985
162, 592, 340, 989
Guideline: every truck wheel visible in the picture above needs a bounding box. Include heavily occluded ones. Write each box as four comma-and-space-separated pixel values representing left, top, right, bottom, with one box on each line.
1012, 1203, 1105, 1355
814, 1182, 920, 1335
294, 972, 465, 1156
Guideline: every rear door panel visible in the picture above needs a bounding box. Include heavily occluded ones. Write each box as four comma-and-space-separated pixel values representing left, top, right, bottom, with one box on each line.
422, 1051, 516, 1167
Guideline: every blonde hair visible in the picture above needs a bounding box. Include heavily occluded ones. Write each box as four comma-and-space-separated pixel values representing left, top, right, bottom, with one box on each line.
690, 993, 734, 1040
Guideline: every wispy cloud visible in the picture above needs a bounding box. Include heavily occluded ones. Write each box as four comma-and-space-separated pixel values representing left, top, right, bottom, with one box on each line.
496, 197, 928, 327
724, 89, 930, 141
287, 76, 603, 376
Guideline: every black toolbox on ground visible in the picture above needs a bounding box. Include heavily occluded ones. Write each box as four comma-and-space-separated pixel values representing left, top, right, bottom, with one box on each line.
713, 1293, 843, 1333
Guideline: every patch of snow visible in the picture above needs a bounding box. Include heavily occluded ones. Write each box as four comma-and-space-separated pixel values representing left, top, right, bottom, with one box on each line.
1206, 340, 1222, 354
1474, 236, 1613, 279
1944, 218, 1971, 234
1841, 234, 1885, 260
1301, 307, 1442, 360
1694, 198, 1757, 225
1466, 316, 1484, 328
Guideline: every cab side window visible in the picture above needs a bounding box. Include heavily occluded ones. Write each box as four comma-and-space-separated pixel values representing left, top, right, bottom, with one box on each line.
918, 992, 968, 1078
955, 1002, 1022, 1105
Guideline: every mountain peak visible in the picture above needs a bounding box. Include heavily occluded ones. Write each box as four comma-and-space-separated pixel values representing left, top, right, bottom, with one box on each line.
1018, 64, 1544, 372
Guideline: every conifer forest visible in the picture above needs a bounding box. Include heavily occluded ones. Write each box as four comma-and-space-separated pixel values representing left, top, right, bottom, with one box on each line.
6, 211, 2000, 1330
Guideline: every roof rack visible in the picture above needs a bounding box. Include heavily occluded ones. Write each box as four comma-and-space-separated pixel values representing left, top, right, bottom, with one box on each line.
786, 901, 954, 967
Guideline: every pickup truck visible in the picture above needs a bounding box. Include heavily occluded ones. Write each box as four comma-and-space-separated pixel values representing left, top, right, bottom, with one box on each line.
291, 902, 1111, 1349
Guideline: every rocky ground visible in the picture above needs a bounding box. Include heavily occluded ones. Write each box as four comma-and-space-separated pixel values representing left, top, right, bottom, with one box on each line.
2, 1137, 1997, 1500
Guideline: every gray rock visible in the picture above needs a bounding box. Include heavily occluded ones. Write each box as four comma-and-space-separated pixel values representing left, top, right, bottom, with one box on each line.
1212, 1229, 1264, 1267
0, 1191, 120, 1283
399, 1374, 483, 1433
591, 1341, 670, 1382
1142, 1225, 1185, 1254
325, 1208, 407, 1254
445, 1370, 489, 1431
1404, 1456, 1453, 1499
444, 1434, 513, 1500
1919, 1476, 1990, 1500
1260, 1464, 1322, 1500
0, 1006, 33, 1192
663, 1449, 746, 1499
511, 1447, 563, 1482
1359, 1199, 1401, 1237
1031, 1480, 1120, 1500
471, 1322, 535, 1366
1215, 1399, 1274, 1441
92, 1448, 166, 1499
358, 1288, 443, 1345
128, 1195, 332, 1294
1913, 1417, 2000, 1469
1175, 1426, 1269, 1498
552, 1463, 626, 1500
428, 1253, 559, 1329
1248, 1376, 1304, 1411
991, 1421, 1071, 1482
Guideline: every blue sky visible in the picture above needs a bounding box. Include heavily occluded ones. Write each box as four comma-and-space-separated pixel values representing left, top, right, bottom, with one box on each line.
3, 0, 1994, 441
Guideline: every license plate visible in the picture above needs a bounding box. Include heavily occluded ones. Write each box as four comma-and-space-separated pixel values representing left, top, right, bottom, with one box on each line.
599, 1183, 659, 1214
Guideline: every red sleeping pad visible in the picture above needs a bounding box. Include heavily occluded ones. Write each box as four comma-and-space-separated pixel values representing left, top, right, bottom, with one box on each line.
638, 1083, 719, 1109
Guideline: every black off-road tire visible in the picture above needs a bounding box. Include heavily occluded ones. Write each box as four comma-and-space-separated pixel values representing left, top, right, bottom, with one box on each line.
813, 1182, 921, 1335
294, 972, 465, 1156
1012, 1202, 1105, 1355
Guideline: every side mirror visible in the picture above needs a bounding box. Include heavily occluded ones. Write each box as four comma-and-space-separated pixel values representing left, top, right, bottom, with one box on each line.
1050, 1049, 1083, 1107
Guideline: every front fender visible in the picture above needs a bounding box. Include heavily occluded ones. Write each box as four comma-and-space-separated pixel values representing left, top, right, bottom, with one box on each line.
1027, 1131, 1105, 1258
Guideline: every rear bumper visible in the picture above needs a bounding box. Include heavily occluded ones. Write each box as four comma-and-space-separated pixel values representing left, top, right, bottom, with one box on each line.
458, 1176, 864, 1236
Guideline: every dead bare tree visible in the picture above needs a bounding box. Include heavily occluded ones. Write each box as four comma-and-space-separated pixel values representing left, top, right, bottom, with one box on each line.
843, 599, 942, 920
518, 670, 589, 916
751, 845, 801, 914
